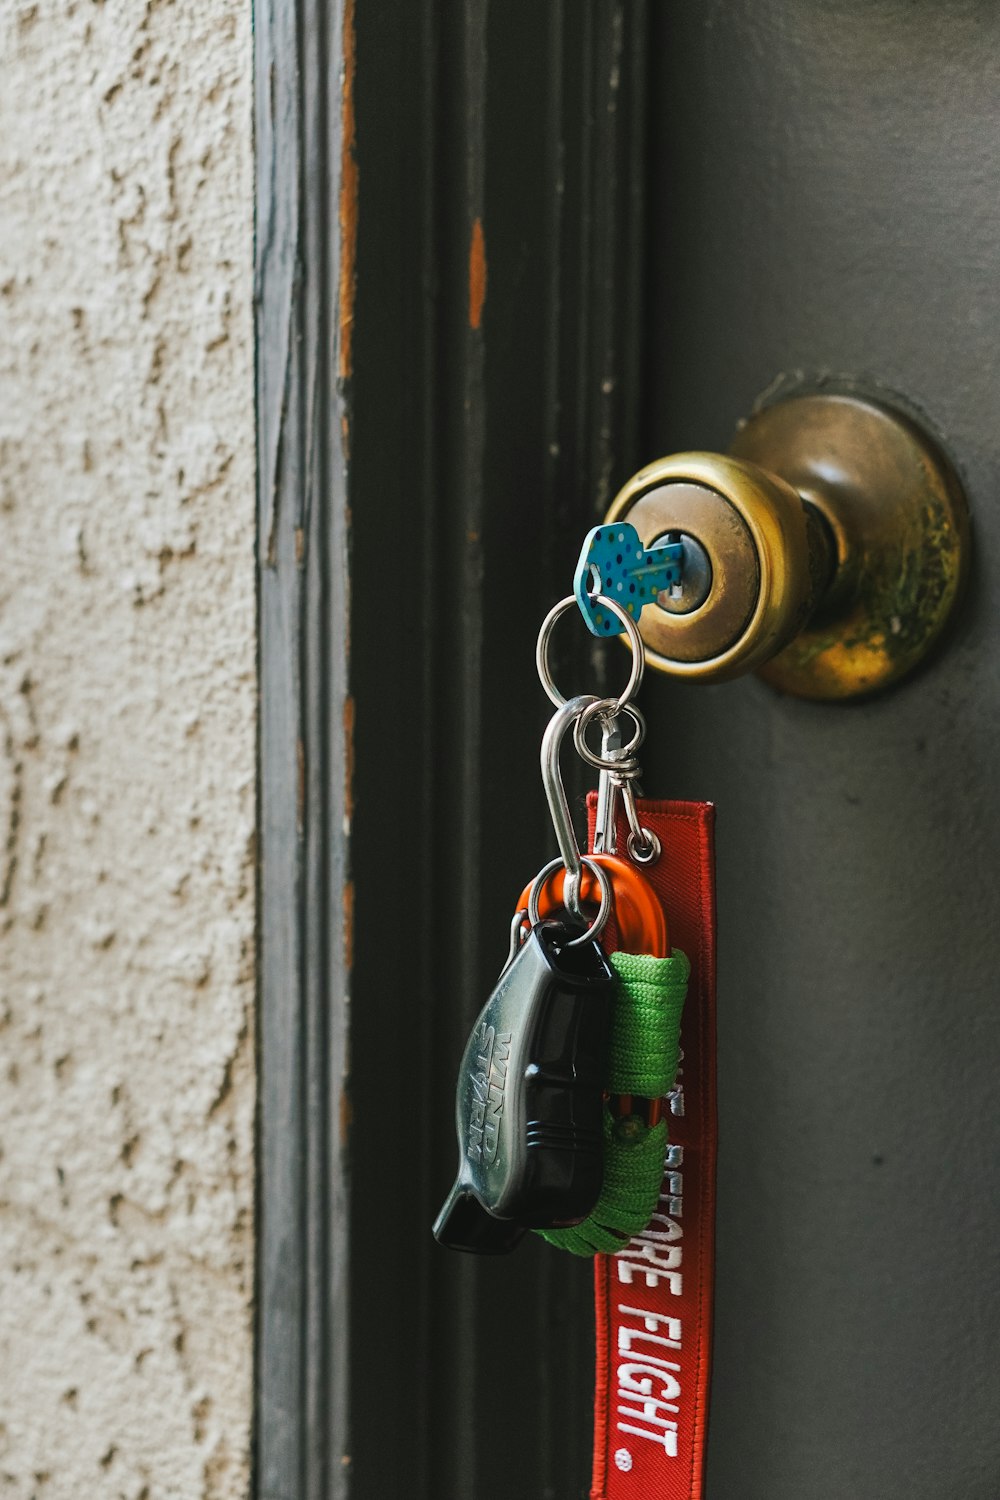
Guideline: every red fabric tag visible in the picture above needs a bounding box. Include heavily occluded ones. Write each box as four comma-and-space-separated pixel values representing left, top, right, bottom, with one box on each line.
586, 797, 717, 1500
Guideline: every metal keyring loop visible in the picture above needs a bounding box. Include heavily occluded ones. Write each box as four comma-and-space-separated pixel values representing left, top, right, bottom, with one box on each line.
627, 827, 662, 865
573, 698, 647, 772
536, 593, 645, 710
527, 855, 614, 947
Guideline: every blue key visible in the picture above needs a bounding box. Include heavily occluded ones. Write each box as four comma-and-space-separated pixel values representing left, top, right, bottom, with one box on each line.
573, 523, 684, 637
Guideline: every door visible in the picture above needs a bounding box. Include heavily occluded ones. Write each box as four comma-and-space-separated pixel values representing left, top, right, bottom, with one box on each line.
256, 5, 1000, 1498
644, 8, 1000, 1497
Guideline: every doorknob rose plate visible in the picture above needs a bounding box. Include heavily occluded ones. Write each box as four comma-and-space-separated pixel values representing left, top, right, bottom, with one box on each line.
604, 393, 970, 700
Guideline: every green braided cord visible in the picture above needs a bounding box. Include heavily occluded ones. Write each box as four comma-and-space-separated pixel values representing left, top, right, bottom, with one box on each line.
607, 949, 689, 1097
536, 948, 689, 1257
537, 1109, 669, 1256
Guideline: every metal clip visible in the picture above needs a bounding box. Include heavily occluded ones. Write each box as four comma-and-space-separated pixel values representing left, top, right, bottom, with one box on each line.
593, 714, 627, 856
574, 699, 662, 866
538, 695, 613, 937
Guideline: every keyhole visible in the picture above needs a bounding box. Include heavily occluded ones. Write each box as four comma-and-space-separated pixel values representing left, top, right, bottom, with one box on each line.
652, 531, 713, 615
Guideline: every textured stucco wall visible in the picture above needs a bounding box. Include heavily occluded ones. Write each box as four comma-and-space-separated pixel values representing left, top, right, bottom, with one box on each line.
0, 2, 255, 1496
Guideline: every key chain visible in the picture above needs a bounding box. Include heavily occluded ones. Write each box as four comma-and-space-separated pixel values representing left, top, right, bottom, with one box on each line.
434, 536, 718, 1500
433, 692, 618, 1254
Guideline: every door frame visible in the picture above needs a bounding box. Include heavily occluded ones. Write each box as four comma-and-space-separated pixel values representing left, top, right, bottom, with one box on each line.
255, 4, 653, 1494
255, 0, 352, 1494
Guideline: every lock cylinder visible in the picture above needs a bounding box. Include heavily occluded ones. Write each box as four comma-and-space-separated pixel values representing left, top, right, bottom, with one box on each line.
604, 392, 970, 700
611, 456, 822, 680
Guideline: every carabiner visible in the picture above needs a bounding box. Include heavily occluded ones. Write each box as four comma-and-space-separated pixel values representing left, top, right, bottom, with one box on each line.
539, 694, 596, 920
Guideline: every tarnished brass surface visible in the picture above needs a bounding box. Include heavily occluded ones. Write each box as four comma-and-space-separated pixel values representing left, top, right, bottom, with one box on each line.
626, 483, 758, 661
731, 394, 970, 699
605, 393, 970, 699
605, 452, 814, 681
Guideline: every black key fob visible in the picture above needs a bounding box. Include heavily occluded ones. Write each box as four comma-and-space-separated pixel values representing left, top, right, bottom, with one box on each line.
433, 918, 614, 1254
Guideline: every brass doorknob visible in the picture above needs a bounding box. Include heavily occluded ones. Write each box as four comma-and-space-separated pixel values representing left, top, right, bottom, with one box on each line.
605, 392, 970, 700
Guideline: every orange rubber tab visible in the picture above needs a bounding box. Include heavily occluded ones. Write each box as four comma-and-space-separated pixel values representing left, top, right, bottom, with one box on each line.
515, 854, 668, 958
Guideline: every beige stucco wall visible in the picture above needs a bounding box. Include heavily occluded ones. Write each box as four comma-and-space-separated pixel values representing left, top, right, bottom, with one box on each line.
0, 2, 256, 1495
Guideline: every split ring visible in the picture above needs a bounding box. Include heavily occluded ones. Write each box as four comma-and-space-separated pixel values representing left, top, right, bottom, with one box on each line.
527, 855, 614, 947
536, 593, 645, 710
573, 698, 646, 772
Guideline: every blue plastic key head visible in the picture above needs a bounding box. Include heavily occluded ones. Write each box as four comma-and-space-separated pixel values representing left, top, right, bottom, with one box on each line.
573, 524, 684, 637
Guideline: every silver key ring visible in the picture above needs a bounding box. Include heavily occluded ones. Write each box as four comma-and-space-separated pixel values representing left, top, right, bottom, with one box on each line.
527, 855, 614, 947
536, 593, 645, 710
573, 698, 646, 771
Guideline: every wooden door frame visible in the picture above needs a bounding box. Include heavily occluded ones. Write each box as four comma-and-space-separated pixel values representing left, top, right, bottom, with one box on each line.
255, 0, 352, 1494
254, 4, 652, 1494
